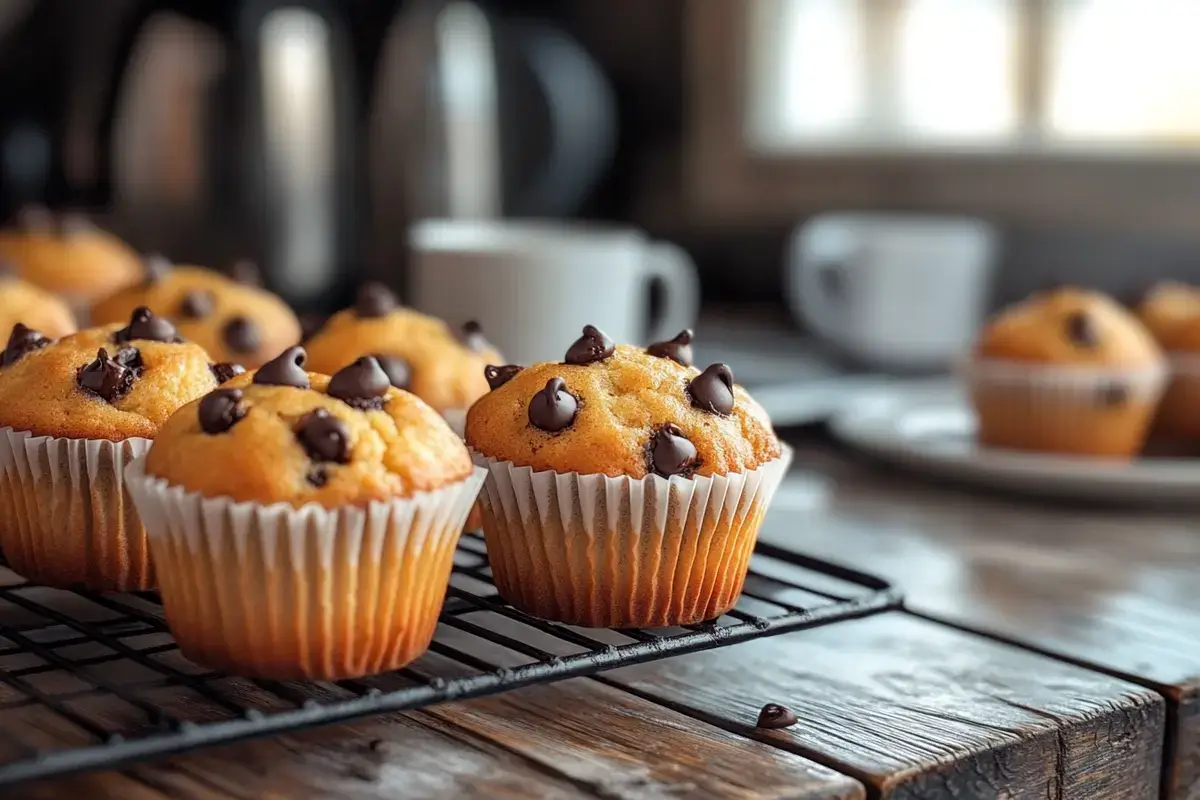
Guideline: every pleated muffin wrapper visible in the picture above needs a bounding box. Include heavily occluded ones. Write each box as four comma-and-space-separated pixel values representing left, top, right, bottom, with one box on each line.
0, 427, 155, 591
959, 358, 1168, 458
125, 457, 488, 681
470, 445, 793, 629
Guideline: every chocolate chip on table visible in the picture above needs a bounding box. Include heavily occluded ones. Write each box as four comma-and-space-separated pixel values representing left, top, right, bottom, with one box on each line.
210, 362, 246, 384
755, 703, 798, 730
1064, 310, 1099, 348
222, 316, 261, 354
114, 306, 182, 344
528, 377, 578, 432
1, 324, 51, 368
484, 364, 522, 390
1098, 382, 1129, 408
77, 348, 137, 402
227, 259, 262, 287
179, 290, 216, 319
253, 346, 310, 389
373, 354, 411, 390
648, 423, 698, 478
329, 356, 391, 410
458, 320, 489, 353
646, 329, 694, 367
687, 363, 735, 416
142, 253, 172, 286
355, 282, 399, 318
295, 408, 350, 463
564, 325, 615, 365
198, 388, 246, 434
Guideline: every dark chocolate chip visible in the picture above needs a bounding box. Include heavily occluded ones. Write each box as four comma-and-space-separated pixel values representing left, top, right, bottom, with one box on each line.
210, 362, 246, 384
458, 320, 489, 353
756, 703, 798, 730
528, 377, 578, 432
113, 346, 144, 372
355, 282, 399, 318
227, 259, 262, 287
328, 356, 391, 411
688, 363, 735, 416
15, 205, 52, 232
1098, 382, 1129, 408
198, 388, 246, 434
179, 290, 215, 319
372, 353, 411, 390
254, 345, 309, 388
306, 466, 328, 487
114, 306, 182, 344
1064, 310, 1099, 348
142, 253, 172, 286
58, 213, 93, 236
77, 348, 137, 402
222, 316, 261, 354
1, 323, 50, 368
564, 325, 615, 365
484, 364, 522, 390
646, 329, 694, 367
295, 408, 350, 463
648, 423, 698, 478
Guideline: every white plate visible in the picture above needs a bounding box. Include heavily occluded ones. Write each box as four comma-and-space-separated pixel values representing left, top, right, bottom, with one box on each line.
829, 387, 1200, 505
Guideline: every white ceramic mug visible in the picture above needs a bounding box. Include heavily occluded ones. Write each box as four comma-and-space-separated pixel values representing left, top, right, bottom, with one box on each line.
409, 219, 700, 365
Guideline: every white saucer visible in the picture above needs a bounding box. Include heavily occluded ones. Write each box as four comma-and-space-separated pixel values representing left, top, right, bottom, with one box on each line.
829, 387, 1200, 505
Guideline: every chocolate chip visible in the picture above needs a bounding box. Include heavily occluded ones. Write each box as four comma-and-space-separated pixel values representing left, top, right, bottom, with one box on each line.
77, 348, 137, 402
253, 345, 309, 389
1, 323, 50, 368
113, 346, 144, 372
227, 259, 262, 287
295, 408, 350, 463
114, 306, 182, 344
355, 282, 398, 318
564, 325, 615, 365
198, 388, 246, 434
328, 356, 391, 410
458, 320, 489, 353
648, 423, 698, 478
756, 703, 798, 730
1098, 382, 1129, 408
142, 253, 172, 286
646, 329, 694, 367
485, 364, 522, 390
688, 363, 735, 416
372, 354, 411, 390
222, 316, 260, 354
58, 213, 93, 237
179, 290, 215, 319
1065, 311, 1099, 348
307, 466, 328, 487
210, 362, 245, 384
528, 377, 578, 432
15, 205, 52, 232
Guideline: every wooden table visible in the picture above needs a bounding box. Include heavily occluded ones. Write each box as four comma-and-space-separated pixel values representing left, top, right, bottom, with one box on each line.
12, 432, 1200, 799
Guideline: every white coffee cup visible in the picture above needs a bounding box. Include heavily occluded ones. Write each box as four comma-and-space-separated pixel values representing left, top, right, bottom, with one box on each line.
408, 219, 700, 365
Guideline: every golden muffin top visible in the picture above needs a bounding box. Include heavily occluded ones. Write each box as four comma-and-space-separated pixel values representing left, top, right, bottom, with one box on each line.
144, 346, 473, 508
0, 266, 77, 338
91, 260, 301, 368
304, 283, 501, 413
974, 288, 1163, 367
0, 308, 244, 440
465, 326, 781, 478
1135, 281, 1200, 350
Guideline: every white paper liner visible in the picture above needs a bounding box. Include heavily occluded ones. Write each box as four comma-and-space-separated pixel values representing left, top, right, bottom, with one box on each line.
469, 445, 792, 628
125, 457, 487, 680
0, 427, 153, 590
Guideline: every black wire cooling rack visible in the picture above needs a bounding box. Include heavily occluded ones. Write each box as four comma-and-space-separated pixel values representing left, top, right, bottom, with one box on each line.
0, 535, 900, 787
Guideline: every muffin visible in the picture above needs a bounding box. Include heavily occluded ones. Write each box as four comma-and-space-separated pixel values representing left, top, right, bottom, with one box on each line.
1135, 281, 1200, 345
0, 308, 245, 591
464, 325, 789, 628
125, 347, 486, 680
0, 206, 142, 308
0, 263, 77, 338
965, 288, 1167, 457
91, 259, 301, 368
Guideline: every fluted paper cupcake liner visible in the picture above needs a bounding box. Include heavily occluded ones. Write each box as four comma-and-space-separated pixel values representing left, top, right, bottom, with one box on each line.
959, 358, 1168, 457
125, 458, 488, 680
470, 446, 792, 629
0, 427, 154, 591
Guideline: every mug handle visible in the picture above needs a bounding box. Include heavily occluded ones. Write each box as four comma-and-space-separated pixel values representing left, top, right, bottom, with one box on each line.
643, 241, 700, 343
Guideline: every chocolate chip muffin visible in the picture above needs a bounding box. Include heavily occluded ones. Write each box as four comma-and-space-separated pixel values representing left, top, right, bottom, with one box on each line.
0, 207, 142, 308
126, 346, 485, 679
0, 263, 77, 339
965, 287, 1167, 457
91, 259, 301, 368
465, 325, 788, 628
0, 308, 243, 591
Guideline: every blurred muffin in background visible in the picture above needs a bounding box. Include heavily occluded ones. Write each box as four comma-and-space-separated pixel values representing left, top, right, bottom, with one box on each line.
0, 262, 77, 339
1135, 281, 1200, 346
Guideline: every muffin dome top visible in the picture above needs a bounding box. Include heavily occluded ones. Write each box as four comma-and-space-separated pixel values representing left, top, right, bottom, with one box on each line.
0, 308, 241, 440
0, 208, 141, 302
1135, 281, 1200, 346
974, 288, 1162, 367
304, 283, 501, 413
0, 267, 77, 338
144, 346, 474, 508
465, 326, 780, 478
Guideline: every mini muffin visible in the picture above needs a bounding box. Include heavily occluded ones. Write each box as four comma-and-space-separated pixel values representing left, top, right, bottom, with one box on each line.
465, 325, 788, 629
965, 287, 1167, 457
0, 308, 245, 591
0, 207, 142, 307
125, 347, 486, 680
0, 263, 77, 338
91, 258, 301, 367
